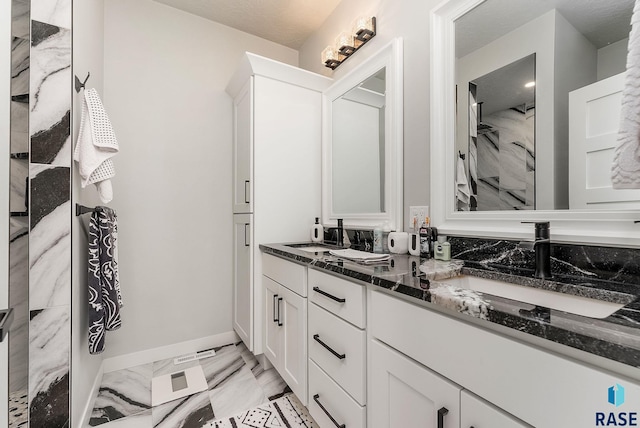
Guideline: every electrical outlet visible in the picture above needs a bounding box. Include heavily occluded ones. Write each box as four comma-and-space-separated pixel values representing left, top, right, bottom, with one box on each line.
409, 206, 429, 231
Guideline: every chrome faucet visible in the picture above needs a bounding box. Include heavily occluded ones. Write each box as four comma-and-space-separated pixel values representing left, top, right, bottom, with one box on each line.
520, 222, 552, 279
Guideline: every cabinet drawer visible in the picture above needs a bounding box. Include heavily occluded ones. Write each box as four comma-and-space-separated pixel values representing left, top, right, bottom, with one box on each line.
262, 253, 307, 297
309, 360, 365, 428
308, 269, 365, 327
461, 391, 531, 427
309, 303, 366, 405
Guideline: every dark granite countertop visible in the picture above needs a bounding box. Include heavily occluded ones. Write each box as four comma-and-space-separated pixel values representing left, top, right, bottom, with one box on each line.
260, 242, 640, 369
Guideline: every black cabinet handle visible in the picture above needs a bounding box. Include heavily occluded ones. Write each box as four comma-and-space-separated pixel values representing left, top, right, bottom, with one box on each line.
313, 394, 345, 428
313, 334, 346, 360
277, 297, 283, 326
437, 407, 448, 428
312, 286, 346, 303
244, 223, 250, 247
244, 180, 250, 203
272, 294, 278, 323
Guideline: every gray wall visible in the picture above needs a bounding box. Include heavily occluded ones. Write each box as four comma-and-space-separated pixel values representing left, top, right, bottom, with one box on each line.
99, 0, 298, 358
72, 0, 105, 424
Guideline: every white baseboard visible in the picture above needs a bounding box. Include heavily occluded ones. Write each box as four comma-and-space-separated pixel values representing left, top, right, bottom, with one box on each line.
102, 331, 239, 373
78, 361, 104, 428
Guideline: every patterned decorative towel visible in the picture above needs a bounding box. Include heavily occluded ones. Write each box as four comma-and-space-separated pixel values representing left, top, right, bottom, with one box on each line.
88, 207, 122, 355
612, 0, 640, 188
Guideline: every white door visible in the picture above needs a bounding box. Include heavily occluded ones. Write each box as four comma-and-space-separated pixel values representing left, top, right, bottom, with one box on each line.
233, 79, 253, 214
279, 286, 307, 405
263, 276, 280, 366
369, 339, 461, 428
233, 214, 253, 349
569, 72, 640, 209
1, 0, 11, 424
460, 391, 531, 428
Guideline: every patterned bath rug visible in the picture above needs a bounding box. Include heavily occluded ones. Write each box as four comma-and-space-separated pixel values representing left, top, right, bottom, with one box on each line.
209, 393, 317, 428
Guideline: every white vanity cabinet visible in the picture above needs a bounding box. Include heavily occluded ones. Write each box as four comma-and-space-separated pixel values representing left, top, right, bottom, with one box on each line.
369, 289, 639, 427
262, 254, 308, 405
227, 53, 329, 354
369, 338, 461, 428
308, 269, 367, 428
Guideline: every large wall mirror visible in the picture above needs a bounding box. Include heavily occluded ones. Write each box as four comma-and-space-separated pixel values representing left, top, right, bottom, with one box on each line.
431, 0, 640, 246
322, 38, 403, 230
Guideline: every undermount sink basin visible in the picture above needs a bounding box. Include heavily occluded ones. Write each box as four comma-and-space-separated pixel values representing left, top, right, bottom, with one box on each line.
285, 243, 335, 253
440, 275, 630, 319
295, 246, 332, 253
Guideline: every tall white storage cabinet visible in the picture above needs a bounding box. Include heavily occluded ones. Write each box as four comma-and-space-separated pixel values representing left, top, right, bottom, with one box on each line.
227, 53, 330, 354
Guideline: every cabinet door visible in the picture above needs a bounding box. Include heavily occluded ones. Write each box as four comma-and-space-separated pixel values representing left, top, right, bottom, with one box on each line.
460, 391, 530, 428
233, 79, 253, 213
233, 214, 252, 349
263, 276, 281, 366
279, 285, 308, 405
369, 339, 460, 428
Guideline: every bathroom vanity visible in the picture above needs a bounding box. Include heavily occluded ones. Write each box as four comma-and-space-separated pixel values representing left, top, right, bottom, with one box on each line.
260, 242, 640, 428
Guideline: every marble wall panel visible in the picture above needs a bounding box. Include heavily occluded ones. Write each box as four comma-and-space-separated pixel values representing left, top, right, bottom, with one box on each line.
28, 306, 70, 427
29, 165, 70, 310
9, 218, 29, 394
11, 37, 29, 98
26, 5, 72, 426
10, 158, 28, 212
12, 0, 30, 39
476, 130, 499, 179
31, 0, 71, 30
30, 20, 71, 166
11, 100, 29, 153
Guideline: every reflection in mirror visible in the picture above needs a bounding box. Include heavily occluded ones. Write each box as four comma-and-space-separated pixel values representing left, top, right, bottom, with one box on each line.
462, 54, 535, 211
455, 0, 634, 212
322, 38, 402, 231
332, 69, 385, 214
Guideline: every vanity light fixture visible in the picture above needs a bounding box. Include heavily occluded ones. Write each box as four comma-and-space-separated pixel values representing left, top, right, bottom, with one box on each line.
525, 81, 536, 88
322, 16, 377, 70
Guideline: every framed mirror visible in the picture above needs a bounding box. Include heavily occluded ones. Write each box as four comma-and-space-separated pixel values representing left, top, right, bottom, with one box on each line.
430, 0, 640, 246
322, 38, 403, 230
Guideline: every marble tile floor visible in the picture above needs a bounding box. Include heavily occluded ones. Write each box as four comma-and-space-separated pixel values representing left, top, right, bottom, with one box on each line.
88, 341, 317, 428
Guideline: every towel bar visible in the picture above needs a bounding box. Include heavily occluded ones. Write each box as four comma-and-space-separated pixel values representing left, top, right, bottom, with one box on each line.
75, 203, 106, 216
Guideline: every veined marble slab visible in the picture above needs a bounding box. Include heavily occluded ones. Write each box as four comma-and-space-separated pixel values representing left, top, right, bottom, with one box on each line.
90, 364, 153, 426
28, 306, 69, 427
30, 20, 71, 166
11, 0, 30, 39
31, 0, 71, 30
152, 391, 215, 428
11, 37, 29, 97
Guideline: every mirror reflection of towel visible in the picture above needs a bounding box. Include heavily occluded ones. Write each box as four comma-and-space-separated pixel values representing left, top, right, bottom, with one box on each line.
612, 0, 640, 188
74, 88, 119, 202
456, 157, 471, 211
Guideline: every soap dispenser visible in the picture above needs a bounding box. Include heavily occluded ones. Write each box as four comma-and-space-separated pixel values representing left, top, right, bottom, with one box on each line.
311, 217, 323, 243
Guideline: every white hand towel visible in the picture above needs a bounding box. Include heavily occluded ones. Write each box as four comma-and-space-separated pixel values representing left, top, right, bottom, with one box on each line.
456, 157, 471, 210
612, 0, 640, 189
74, 88, 119, 202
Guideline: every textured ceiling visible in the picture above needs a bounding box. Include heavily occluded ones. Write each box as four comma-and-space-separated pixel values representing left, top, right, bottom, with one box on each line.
456, 0, 635, 58
153, 0, 343, 49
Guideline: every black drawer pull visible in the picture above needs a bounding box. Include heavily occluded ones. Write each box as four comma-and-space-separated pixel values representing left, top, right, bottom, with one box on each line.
313, 334, 346, 360
277, 297, 283, 326
313, 394, 345, 428
272, 294, 278, 323
313, 286, 346, 303
244, 180, 250, 203
437, 407, 448, 428
244, 223, 250, 247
